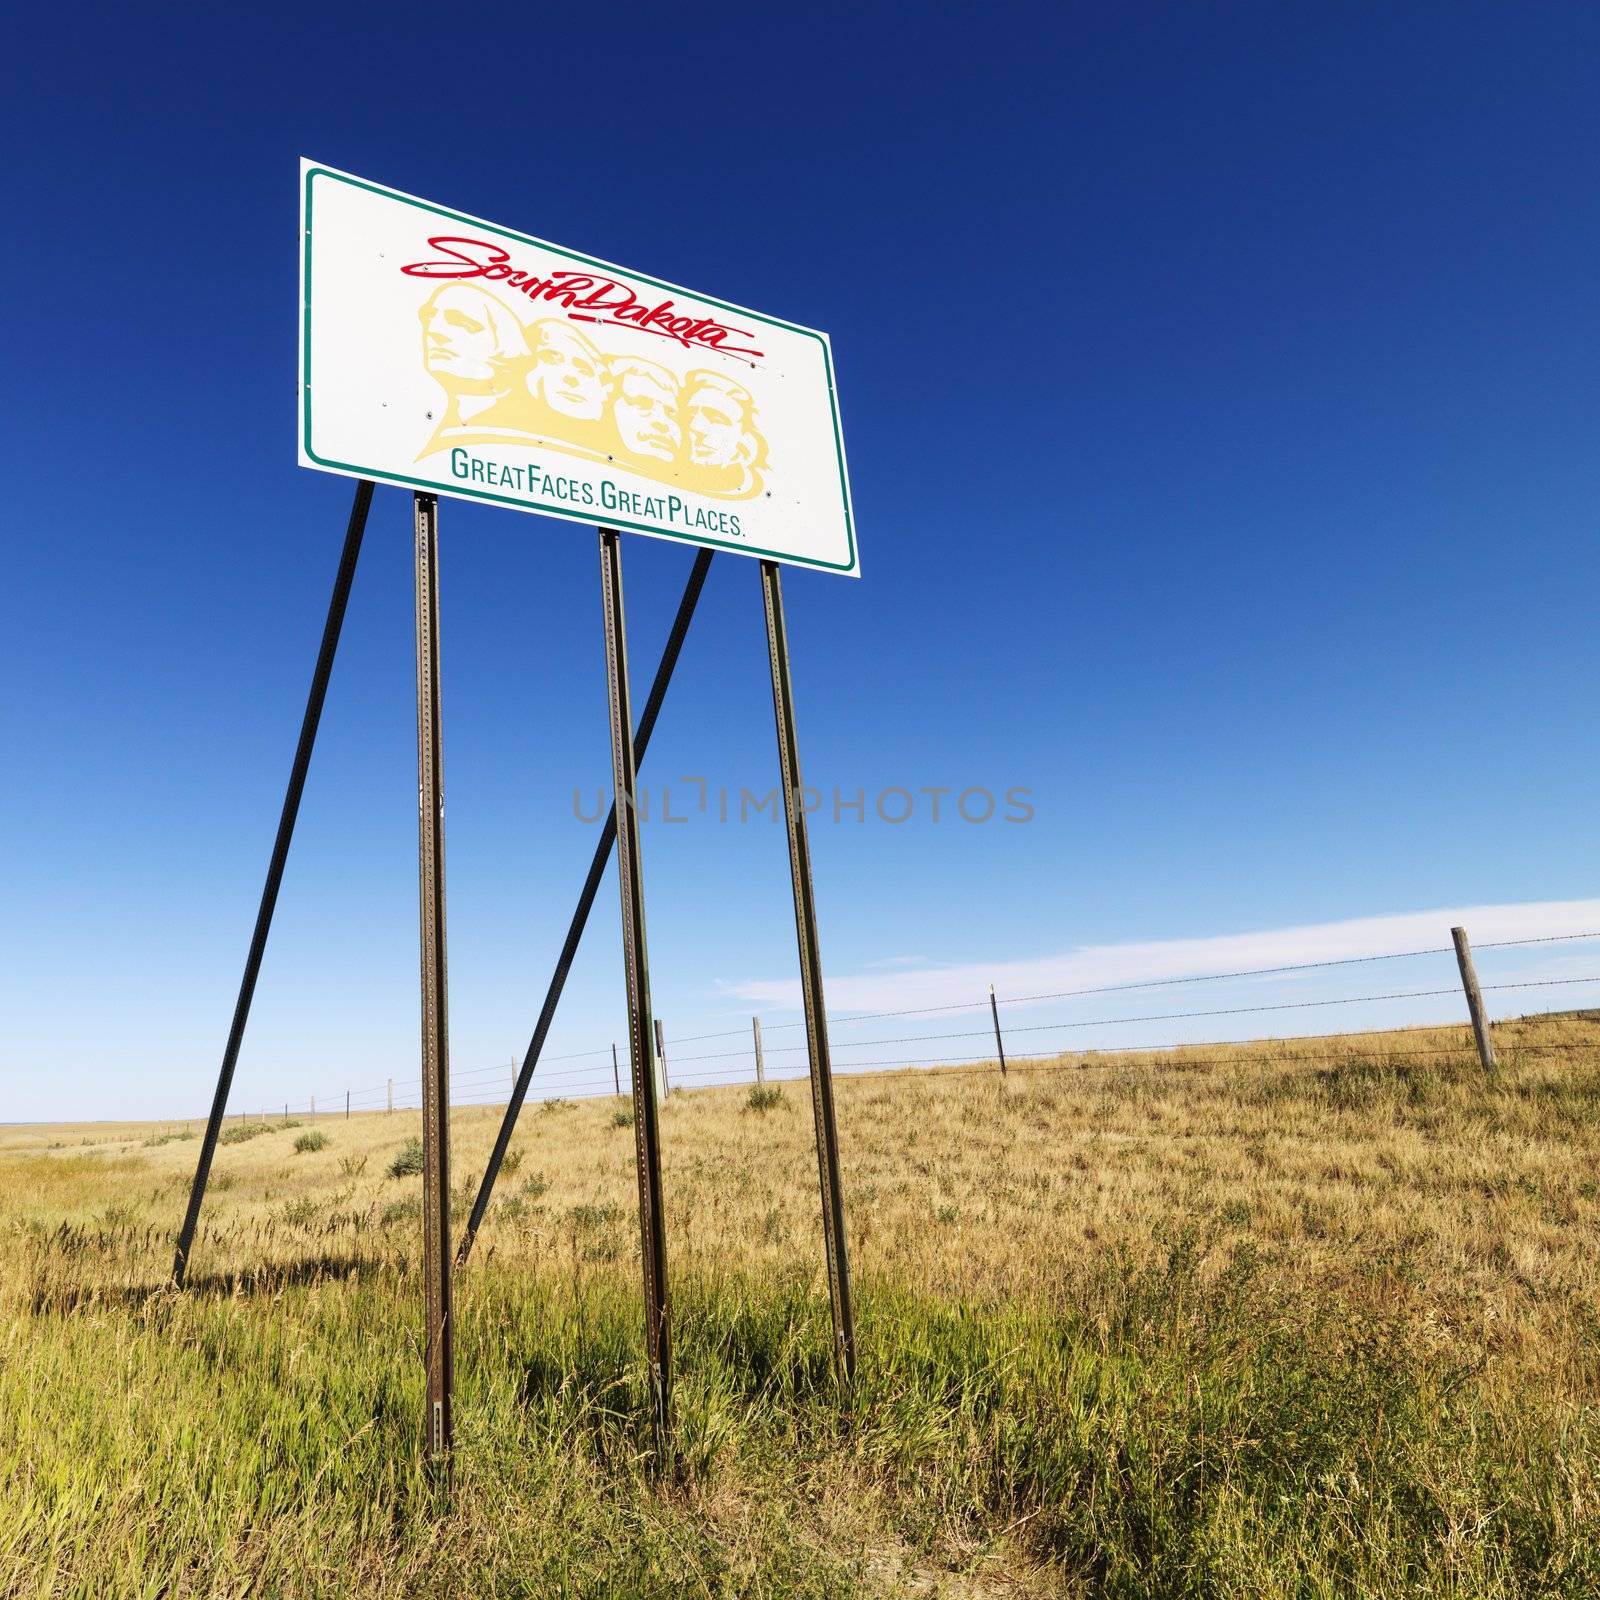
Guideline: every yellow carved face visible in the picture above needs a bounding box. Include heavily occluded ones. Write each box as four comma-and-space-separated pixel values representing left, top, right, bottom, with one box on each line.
419, 286, 519, 387
531, 324, 606, 420
687, 384, 748, 467
613, 371, 682, 460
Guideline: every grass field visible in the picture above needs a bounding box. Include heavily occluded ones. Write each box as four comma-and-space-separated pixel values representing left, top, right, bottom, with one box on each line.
6, 1014, 1600, 1597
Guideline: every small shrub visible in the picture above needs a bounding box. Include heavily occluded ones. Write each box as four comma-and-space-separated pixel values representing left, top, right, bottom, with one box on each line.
569, 1203, 622, 1230
388, 1139, 424, 1178
219, 1121, 275, 1146
501, 1149, 524, 1176
611, 1107, 633, 1127
381, 1196, 420, 1225
141, 1129, 196, 1148
519, 1172, 550, 1200
337, 1154, 367, 1177
746, 1083, 784, 1112
294, 1131, 329, 1154
279, 1198, 320, 1227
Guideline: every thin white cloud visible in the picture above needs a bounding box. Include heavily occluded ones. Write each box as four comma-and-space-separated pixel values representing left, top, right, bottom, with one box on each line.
722, 897, 1600, 1018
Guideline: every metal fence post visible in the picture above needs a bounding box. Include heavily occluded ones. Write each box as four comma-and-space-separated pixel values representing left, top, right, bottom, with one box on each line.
1451, 925, 1497, 1073
654, 1017, 669, 1098
612, 1042, 621, 1097
989, 984, 1008, 1078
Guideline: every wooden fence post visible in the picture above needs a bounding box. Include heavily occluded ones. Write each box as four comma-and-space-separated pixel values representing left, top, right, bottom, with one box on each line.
1451, 925, 1497, 1073
752, 1016, 765, 1085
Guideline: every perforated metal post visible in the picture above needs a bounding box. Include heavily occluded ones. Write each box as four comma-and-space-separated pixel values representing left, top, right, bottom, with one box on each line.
760, 559, 855, 1386
599, 527, 672, 1458
414, 491, 454, 1473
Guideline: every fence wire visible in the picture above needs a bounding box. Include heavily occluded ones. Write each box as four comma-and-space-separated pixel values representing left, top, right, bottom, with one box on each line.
216, 930, 1600, 1121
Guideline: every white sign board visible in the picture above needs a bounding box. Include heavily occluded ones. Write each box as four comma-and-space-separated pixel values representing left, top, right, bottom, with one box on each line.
299, 161, 858, 576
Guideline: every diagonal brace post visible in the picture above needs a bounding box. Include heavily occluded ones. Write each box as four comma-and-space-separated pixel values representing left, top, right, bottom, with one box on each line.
455, 548, 712, 1266
172, 479, 373, 1287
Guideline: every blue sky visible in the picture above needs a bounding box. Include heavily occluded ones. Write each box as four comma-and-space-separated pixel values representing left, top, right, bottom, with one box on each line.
3, 3, 1598, 1121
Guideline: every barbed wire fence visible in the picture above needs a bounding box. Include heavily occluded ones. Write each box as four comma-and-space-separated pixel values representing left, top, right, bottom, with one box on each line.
210, 928, 1600, 1127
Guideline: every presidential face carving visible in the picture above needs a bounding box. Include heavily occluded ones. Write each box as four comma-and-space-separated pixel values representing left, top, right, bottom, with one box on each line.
609, 359, 682, 461
686, 374, 751, 467
419, 285, 527, 390
417, 291, 767, 498
528, 320, 606, 421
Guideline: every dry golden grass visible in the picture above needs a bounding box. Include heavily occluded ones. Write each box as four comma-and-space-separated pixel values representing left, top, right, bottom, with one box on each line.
5, 1013, 1600, 1595
12, 1013, 1598, 1320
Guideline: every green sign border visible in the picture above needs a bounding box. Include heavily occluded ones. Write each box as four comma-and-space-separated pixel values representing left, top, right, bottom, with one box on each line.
301, 166, 858, 575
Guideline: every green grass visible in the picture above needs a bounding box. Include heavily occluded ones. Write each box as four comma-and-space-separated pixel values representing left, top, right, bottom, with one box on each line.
6, 1226, 1598, 1596
295, 1131, 330, 1154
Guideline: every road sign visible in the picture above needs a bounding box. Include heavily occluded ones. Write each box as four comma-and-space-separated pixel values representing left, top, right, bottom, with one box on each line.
299, 161, 859, 576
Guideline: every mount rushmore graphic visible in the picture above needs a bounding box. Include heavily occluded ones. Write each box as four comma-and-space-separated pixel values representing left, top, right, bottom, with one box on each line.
415, 284, 769, 500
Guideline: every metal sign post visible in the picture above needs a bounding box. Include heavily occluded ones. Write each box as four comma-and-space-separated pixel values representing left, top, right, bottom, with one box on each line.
599, 527, 673, 1460
282, 157, 863, 1452
455, 550, 713, 1266
172, 479, 373, 1288
413, 491, 454, 1471
760, 560, 856, 1385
